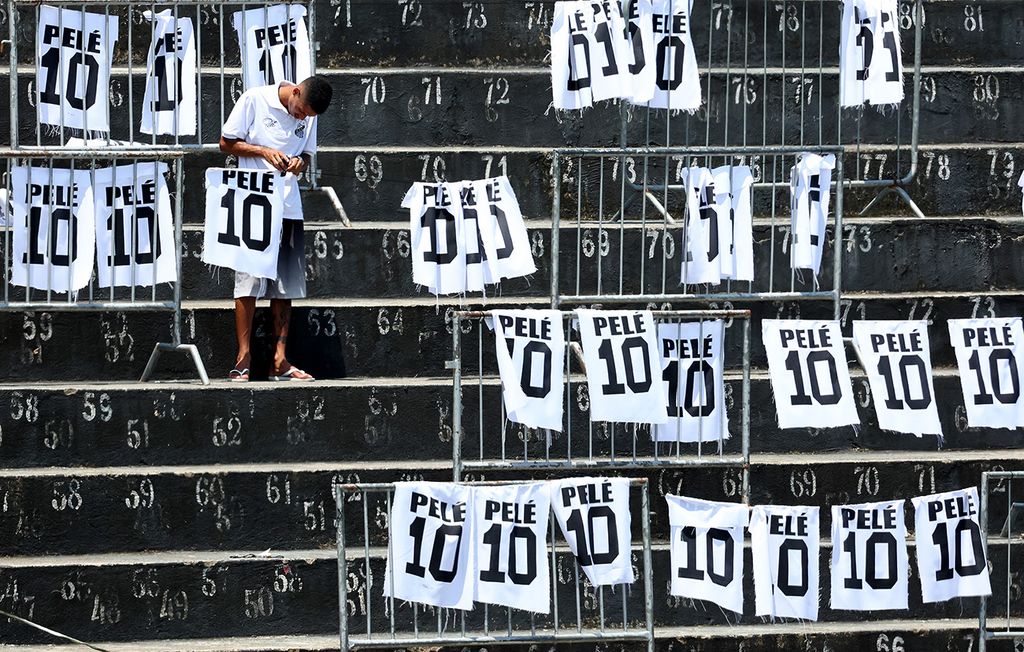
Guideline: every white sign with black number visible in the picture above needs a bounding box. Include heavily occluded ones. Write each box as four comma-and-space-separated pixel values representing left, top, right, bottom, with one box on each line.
551, 477, 633, 586
36, 6, 119, 131
492, 310, 566, 432
830, 499, 909, 611
713, 165, 755, 283
10, 166, 94, 293
763, 320, 858, 429
576, 309, 668, 425
404, 182, 466, 295
749, 505, 820, 621
790, 154, 835, 276
852, 320, 941, 437
678, 166, 720, 286
233, 3, 311, 90
464, 176, 536, 290
473, 482, 551, 614
202, 168, 284, 278
625, 0, 656, 105
654, 320, 729, 443
839, 0, 904, 107
550, 1, 635, 110
88, 163, 175, 288
666, 495, 747, 614
141, 11, 197, 136
632, 0, 701, 111
384, 482, 475, 610
947, 318, 1024, 429
912, 487, 991, 604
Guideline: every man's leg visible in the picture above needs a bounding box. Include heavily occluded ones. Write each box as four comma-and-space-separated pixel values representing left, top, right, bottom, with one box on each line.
270, 298, 314, 379
234, 296, 257, 372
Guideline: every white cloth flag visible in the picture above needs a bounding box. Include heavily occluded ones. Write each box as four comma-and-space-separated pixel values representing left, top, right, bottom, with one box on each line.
831, 500, 909, 611
551, 477, 634, 586
473, 483, 551, 613
10, 166, 94, 293
202, 168, 284, 278
912, 487, 991, 603
790, 154, 834, 276
233, 4, 311, 89
88, 163, 175, 288
666, 495, 747, 614
36, 6, 119, 131
576, 309, 668, 424
749, 505, 820, 620
637, 0, 701, 110
763, 320, 858, 429
839, 0, 904, 107
712, 165, 755, 282
404, 182, 466, 295
141, 11, 197, 136
384, 482, 475, 610
492, 310, 566, 432
625, 0, 655, 104
947, 318, 1024, 429
471, 176, 536, 285
655, 320, 729, 443
1018, 170, 1024, 217
678, 166, 720, 285
852, 320, 941, 436
550, 1, 635, 109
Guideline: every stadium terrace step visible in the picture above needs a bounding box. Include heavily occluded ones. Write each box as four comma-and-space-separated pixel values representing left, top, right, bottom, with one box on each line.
0, 372, 1019, 471
4, 69, 1023, 147
0, 547, 1015, 644
0, 292, 1020, 382
0, 454, 1019, 555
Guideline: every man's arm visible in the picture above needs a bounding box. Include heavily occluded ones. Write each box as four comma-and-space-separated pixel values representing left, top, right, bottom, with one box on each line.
219, 136, 291, 172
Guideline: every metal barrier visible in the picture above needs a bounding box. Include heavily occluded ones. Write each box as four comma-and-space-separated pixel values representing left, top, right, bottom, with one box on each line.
978, 470, 1024, 652
0, 148, 208, 381
616, 0, 925, 218
335, 479, 655, 651
450, 309, 750, 493
550, 146, 844, 313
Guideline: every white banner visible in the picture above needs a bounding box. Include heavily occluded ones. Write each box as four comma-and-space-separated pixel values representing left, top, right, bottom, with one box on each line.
790, 154, 835, 276
713, 165, 754, 283
550, 1, 635, 109
10, 166, 94, 293
233, 4, 311, 89
655, 320, 729, 443
36, 6, 119, 131
492, 310, 566, 432
625, 0, 656, 105
852, 320, 941, 436
911, 487, 991, 603
473, 482, 551, 613
385, 482, 475, 610
633, 0, 701, 111
141, 11, 197, 136
839, 0, 904, 107
551, 477, 633, 586
763, 320, 858, 429
830, 500, 909, 611
404, 182, 466, 295
88, 163, 175, 288
678, 166, 721, 285
947, 318, 1024, 429
576, 309, 668, 424
749, 504, 820, 620
470, 176, 536, 286
202, 168, 284, 278
666, 495, 747, 614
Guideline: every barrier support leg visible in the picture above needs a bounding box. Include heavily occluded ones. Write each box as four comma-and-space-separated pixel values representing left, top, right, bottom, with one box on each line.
858, 184, 925, 219
140, 342, 211, 385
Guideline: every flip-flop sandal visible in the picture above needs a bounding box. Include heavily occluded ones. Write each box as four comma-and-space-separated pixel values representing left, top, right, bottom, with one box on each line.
271, 367, 315, 382
228, 367, 250, 382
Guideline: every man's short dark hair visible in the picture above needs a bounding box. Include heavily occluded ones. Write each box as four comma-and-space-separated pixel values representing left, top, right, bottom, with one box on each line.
301, 75, 333, 115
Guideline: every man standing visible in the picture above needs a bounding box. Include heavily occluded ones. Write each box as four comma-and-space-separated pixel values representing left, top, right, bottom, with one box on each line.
219, 75, 333, 381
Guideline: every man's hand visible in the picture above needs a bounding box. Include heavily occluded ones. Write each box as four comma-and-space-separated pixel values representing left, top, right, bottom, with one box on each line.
285, 156, 308, 175
261, 147, 292, 172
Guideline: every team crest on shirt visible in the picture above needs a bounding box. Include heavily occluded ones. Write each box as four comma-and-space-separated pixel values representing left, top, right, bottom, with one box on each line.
294, 122, 307, 137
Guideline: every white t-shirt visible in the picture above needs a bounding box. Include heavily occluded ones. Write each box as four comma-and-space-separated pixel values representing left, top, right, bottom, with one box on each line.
221, 82, 316, 220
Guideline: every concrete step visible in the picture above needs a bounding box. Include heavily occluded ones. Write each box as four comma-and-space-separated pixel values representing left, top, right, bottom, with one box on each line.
0, 454, 1021, 555
0, 542, 1017, 644
0, 372, 1021, 471
0, 291, 1021, 381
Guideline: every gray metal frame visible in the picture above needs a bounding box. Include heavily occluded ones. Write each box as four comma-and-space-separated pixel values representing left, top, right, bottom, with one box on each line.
978, 470, 1024, 652
450, 309, 751, 497
334, 479, 655, 652
551, 146, 845, 316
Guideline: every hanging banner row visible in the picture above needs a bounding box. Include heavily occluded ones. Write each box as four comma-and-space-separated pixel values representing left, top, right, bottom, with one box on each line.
489, 310, 1024, 434
35, 3, 310, 134
384, 479, 988, 620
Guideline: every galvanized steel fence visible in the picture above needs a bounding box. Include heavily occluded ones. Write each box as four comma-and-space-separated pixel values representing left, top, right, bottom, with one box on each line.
978, 470, 1024, 652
